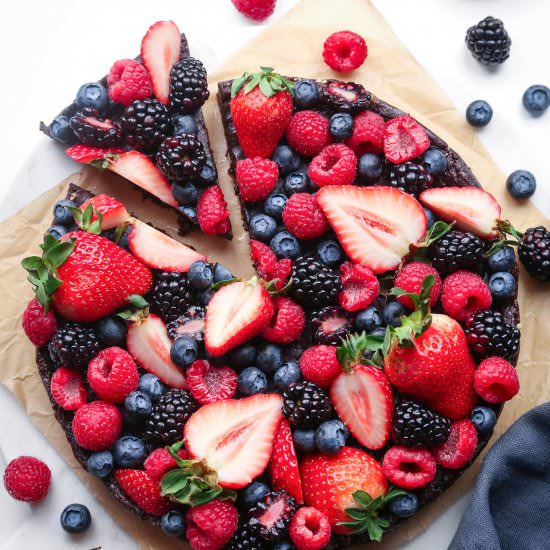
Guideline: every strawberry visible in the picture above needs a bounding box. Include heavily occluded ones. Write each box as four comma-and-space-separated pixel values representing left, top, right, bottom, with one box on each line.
140, 21, 181, 104
79, 194, 129, 230
50, 367, 88, 410
184, 394, 283, 489
204, 277, 274, 356
315, 185, 428, 273
338, 261, 379, 312
230, 67, 294, 159
3, 456, 51, 503
65, 145, 125, 164
384, 115, 430, 164
186, 359, 238, 404
268, 419, 304, 503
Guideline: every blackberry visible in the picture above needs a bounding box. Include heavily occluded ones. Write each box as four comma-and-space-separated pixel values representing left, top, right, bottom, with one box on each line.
144, 389, 198, 445
283, 381, 332, 429
392, 399, 451, 447
69, 108, 121, 147
156, 135, 206, 180
291, 255, 341, 309
465, 310, 520, 359
320, 80, 370, 113
169, 57, 210, 114
48, 323, 102, 370
227, 523, 267, 550
466, 16, 511, 66
150, 271, 194, 322
310, 306, 352, 345
119, 98, 171, 152
518, 226, 550, 282
248, 491, 297, 541
431, 230, 485, 274
166, 305, 205, 343
387, 161, 433, 196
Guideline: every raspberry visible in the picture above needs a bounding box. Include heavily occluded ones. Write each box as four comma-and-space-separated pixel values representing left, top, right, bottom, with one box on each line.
338, 261, 379, 312
384, 115, 430, 164
197, 186, 231, 236
107, 59, 153, 106
308, 143, 357, 187
271, 259, 293, 290
87, 347, 140, 403
441, 270, 492, 322
250, 239, 277, 280
3, 456, 51, 502
474, 357, 519, 404
322, 31, 368, 72
286, 111, 332, 157
22, 298, 58, 346
187, 359, 238, 404
299, 345, 341, 388
394, 262, 442, 310
261, 296, 305, 344
282, 193, 329, 240
143, 447, 187, 480
345, 111, 385, 155
382, 446, 437, 489
289, 506, 331, 550
72, 400, 123, 451
433, 419, 478, 469
236, 157, 279, 202
50, 367, 88, 410
231, 0, 275, 21
186, 499, 239, 550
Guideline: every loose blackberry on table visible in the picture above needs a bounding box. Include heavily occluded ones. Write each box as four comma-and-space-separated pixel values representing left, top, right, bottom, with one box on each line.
465, 16, 511, 66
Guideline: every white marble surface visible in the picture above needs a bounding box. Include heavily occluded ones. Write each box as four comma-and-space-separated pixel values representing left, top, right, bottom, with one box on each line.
0, 0, 548, 548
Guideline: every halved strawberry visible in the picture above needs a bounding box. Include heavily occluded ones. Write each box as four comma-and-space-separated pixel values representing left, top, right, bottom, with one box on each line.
184, 394, 283, 489
186, 359, 237, 405
420, 186, 502, 239
65, 145, 125, 164
128, 219, 206, 271
140, 21, 181, 104
126, 314, 187, 389
50, 367, 88, 410
316, 185, 428, 273
338, 261, 379, 312
205, 278, 274, 356
80, 194, 129, 230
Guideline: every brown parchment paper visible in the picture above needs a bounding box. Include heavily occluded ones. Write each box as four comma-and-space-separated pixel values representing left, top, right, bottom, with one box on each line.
1, 0, 549, 548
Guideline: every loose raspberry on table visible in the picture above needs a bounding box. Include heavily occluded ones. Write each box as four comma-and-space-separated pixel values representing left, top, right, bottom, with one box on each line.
250, 239, 277, 280
286, 111, 332, 157
384, 115, 430, 164
197, 186, 231, 236
262, 296, 305, 344
51, 367, 88, 410
345, 110, 385, 155
187, 359, 238, 404
22, 297, 58, 346
382, 446, 437, 489
394, 262, 442, 309
338, 261, 379, 312
236, 157, 279, 202
186, 499, 238, 550
107, 59, 153, 106
282, 193, 329, 240
433, 419, 478, 469
231, 0, 276, 21
289, 506, 332, 550
308, 143, 357, 187
144, 447, 187, 480
322, 30, 368, 72
474, 356, 519, 404
299, 344, 341, 388
441, 270, 492, 322
3, 456, 51, 502
72, 400, 123, 451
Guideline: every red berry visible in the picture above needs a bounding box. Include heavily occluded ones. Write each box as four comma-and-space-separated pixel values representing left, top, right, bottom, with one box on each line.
231, 0, 276, 21
433, 419, 478, 469
299, 345, 341, 389
115, 469, 172, 517
286, 111, 332, 157
107, 59, 153, 106
250, 239, 277, 280
261, 296, 305, 344
22, 298, 57, 346
394, 262, 442, 309
187, 360, 238, 404
197, 186, 231, 236
382, 446, 437, 489
441, 270, 492, 322
308, 143, 357, 187
345, 111, 385, 155
72, 400, 122, 451
384, 115, 430, 164
323, 31, 368, 72
144, 447, 187, 480
271, 258, 292, 290
51, 367, 88, 410
282, 193, 329, 240
3, 456, 51, 502
474, 357, 519, 404
290, 506, 332, 550
236, 157, 279, 202
186, 499, 238, 550
338, 261, 379, 312
87, 347, 140, 403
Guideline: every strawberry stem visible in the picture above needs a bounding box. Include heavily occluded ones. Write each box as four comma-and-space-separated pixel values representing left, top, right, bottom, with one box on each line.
231, 67, 294, 98
486, 219, 524, 257
68, 203, 103, 234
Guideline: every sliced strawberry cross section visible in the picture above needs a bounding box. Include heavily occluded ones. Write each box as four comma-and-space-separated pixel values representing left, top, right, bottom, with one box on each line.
80, 194, 129, 230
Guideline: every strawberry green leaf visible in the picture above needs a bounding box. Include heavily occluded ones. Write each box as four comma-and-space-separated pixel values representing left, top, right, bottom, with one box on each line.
126, 294, 149, 309
244, 73, 262, 94
114, 222, 130, 243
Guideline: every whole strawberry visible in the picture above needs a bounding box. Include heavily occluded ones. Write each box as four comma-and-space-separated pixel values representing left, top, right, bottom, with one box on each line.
3, 456, 51, 502
230, 67, 294, 159
115, 469, 172, 517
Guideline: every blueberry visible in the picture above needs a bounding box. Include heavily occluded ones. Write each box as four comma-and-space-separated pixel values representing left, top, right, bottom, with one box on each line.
179, 206, 198, 225
86, 451, 114, 478
487, 245, 516, 272
96, 316, 127, 347
188, 260, 214, 289
264, 193, 288, 220
113, 435, 146, 467
171, 181, 199, 205
329, 112, 354, 140
355, 306, 383, 332
470, 405, 497, 433
294, 79, 320, 108
124, 390, 153, 420
315, 419, 349, 455
274, 361, 302, 389
358, 153, 384, 183
47, 224, 68, 239
50, 115, 74, 142
383, 301, 405, 327
270, 231, 301, 259
170, 336, 198, 367
488, 271, 516, 301
522, 84, 550, 116
256, 343, 283, 373
284, 172, 310, 195
422, 148, 449, 176
161, 510, 186, 536
228, 344, 257, 369
197, 162, 218, 187
369, 326, 387, 339
60, 503, 92, 533
53, 199, 77, 227
75, 82, 109, 112
138, 373, 165, 402
389, 493, 419, 518
172, 114, 198, 135
249, 213, 278, 242
273, 541, 296, 550
293, 429, 316, 454
466, 100, 493, 127
213, 263, 233, 283
241, 481, 270, 509
272, 145, 301, 175
316, 240, 343, 267
238, 367, 268, 396
197, 287, 216, 305
506, 169, 536, 199
423, 206, 437, 229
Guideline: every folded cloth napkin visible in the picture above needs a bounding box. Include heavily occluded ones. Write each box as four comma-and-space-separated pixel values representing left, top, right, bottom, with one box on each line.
448, 402, 550, 550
